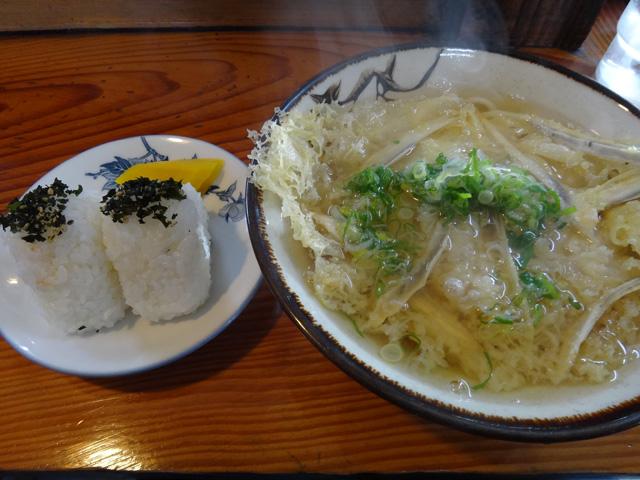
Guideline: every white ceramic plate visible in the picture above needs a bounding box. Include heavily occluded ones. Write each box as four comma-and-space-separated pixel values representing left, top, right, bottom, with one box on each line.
0, 135, 262, 377
247, 45, 640, 442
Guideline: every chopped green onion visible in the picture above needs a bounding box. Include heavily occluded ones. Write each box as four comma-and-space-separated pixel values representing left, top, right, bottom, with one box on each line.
531, 303, 545, 326
409, 162, 427, 181
471, 352, 493, 390
380, 343, 404, 363
345, 313, 365, 338
567, 293, 583, 310
477, 189, 494, 205
340, 150, 577, 325
480, 316, 515, 325
399, 333, 422, 354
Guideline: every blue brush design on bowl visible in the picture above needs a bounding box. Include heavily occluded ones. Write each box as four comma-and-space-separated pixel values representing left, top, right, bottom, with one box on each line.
310, 50, 443, 106
84, 136, 245, 223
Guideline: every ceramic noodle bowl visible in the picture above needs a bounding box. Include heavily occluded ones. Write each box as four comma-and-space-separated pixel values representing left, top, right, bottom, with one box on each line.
246, 45, 640, 442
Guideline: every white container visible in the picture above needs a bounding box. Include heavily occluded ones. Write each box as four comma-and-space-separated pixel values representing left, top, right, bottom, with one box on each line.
596, 0, 640, 109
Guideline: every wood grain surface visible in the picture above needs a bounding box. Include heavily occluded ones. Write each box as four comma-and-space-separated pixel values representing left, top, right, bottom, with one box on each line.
0, 1, 638, 474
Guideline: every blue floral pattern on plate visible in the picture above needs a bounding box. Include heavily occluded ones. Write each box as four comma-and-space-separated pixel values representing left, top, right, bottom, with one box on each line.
85, 136, 245, 223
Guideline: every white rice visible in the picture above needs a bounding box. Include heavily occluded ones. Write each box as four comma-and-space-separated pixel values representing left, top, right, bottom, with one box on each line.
4, 190, 127, 333
101, 182, 212, 322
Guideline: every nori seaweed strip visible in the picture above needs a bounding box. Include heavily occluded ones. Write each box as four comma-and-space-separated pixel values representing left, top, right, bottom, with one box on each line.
100, 177, 186, 227
0, 178, 83, 243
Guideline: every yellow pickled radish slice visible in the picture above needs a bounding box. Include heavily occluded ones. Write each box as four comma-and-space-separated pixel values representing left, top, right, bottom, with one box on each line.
115, 158, 225, 195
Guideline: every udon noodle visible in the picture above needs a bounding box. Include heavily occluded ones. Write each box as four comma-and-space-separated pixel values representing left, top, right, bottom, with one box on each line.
249, 91, 640, 392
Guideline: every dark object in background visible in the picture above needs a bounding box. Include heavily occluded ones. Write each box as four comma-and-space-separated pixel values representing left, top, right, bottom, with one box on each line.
0, 0, 607, 50
494, 0, 608, 49
380, 0, 608, 49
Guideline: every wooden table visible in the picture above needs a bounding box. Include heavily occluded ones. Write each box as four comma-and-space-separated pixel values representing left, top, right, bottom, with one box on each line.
0, 1, 636, 476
